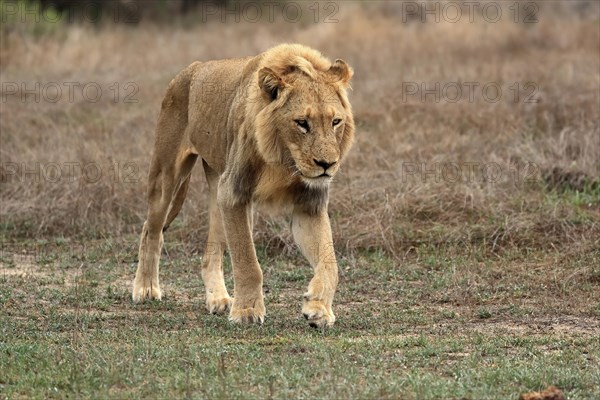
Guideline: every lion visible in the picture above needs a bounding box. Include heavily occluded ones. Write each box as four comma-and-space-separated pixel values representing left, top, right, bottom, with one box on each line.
132, 44, 354, 328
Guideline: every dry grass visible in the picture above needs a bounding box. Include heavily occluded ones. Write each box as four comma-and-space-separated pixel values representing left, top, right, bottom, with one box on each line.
1, 1, 598, 257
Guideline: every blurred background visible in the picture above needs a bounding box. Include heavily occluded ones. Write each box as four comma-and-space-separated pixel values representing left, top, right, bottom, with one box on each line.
1, 0, 598, 257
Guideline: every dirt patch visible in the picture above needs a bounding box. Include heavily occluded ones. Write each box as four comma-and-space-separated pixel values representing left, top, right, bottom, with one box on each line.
519, 386, 566, 400
469, 316, 600, 336
1, 256, 66, 280
1, 252, 136, 291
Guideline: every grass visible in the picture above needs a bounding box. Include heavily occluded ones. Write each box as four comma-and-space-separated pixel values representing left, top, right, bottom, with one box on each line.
1, 1, 600, 398
1, 237, 599, 399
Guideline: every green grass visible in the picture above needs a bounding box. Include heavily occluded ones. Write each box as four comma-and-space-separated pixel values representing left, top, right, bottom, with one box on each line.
1, 238, 599, 399
2, 330, 598, 399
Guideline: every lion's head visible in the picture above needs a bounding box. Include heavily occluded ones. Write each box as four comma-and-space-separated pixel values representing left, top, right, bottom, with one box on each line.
251, 44, 355, 188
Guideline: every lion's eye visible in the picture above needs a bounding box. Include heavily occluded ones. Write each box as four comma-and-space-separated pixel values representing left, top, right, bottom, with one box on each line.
295, 119, 309, 133
332, 118, 342, 127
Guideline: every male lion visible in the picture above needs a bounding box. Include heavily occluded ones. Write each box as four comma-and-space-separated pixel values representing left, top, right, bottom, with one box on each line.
132, 44, 354, 328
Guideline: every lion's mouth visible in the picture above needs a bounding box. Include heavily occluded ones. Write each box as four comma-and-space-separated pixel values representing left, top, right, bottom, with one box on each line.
299, 173, 333, 189
301, 173, 331, 179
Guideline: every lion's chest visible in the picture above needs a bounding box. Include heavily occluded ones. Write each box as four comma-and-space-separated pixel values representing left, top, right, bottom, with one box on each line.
252, 167, 328, 216
252, 167, 297, 215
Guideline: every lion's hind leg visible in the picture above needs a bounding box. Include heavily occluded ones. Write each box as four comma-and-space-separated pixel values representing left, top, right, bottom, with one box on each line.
132, 149, 197, 302
132, 164, 172, 302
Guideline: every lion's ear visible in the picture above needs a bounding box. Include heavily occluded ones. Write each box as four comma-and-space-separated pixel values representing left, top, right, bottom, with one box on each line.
329, 59, 353, 86
258, 67, 285, 101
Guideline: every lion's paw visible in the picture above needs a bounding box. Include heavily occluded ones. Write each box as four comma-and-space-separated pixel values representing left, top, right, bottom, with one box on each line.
302, 299, 335, 328
229, 299, 266, 324
206, 295, 233, 315
132, 279, 162, 302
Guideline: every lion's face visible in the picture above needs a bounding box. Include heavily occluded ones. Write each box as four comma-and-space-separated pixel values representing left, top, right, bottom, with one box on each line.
282, 80, 349, 186
255, 60, 354, 188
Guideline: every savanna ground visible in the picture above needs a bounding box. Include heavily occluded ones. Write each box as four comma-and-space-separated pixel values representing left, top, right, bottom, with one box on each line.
1, 1, 599, 398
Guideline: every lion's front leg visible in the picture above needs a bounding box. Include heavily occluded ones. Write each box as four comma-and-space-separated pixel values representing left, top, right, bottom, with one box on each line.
292, 209, 338, 328
219, 201, 265, 324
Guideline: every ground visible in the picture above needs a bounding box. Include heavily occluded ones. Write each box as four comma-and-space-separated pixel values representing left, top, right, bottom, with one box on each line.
1, 237, 599, 398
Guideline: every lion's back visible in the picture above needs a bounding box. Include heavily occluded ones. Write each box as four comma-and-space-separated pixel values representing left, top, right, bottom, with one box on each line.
183, 56, 258, 170
188, 55, 256, 109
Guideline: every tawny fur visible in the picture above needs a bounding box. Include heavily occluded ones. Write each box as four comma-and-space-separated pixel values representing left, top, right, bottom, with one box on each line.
132, 43, 355, 328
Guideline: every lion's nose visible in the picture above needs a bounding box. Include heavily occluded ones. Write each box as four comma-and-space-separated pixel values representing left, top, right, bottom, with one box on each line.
314, 159, 337, 170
